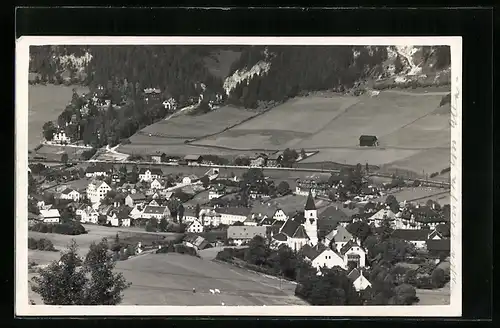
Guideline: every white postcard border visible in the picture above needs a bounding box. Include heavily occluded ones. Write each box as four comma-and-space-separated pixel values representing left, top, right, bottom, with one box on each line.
15, 36, 462, 317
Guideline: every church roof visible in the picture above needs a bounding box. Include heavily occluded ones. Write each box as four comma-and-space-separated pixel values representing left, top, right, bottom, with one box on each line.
292, 225, 309, 239
280, 219, 300, 237
304, 190, 316, 210
333, 225, 353, 243
273, 232, 288, 241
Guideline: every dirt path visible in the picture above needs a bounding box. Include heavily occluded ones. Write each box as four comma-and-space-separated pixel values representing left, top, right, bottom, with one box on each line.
381, 90, 450, 97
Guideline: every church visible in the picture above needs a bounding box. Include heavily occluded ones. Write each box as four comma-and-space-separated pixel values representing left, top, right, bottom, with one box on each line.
271, 190, 319, 251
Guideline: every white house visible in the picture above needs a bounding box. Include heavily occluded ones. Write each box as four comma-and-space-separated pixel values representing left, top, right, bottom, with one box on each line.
76, 206, 99, 224
216, 207, 251, 225
199, 208, 222, 227
139, 168, 163, 182
302, 245, 347, 272
391, 229, 429, 249
208, 184, 226, 200
141, 205, 170, 221
129, 204, 145, 220
348, 268, 372, 291
272, 209, 288, 222
150, 178, 164, 190
86, 180, 111, 204
52, 130, 71, 144
182, 175, 199, 185
340, 240, 367, 268
59, 188, 81, 202
187, 220, 204, 233
39, 209, 61, 223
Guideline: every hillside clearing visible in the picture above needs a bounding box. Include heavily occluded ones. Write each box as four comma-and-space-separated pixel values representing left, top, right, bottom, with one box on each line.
28, 84, 89, 150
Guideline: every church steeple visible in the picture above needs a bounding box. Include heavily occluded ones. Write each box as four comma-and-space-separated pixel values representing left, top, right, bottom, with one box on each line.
305, 190, 316, 211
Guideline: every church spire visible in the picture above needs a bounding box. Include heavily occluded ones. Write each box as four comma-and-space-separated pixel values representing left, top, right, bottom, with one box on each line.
305, 190, 316, 210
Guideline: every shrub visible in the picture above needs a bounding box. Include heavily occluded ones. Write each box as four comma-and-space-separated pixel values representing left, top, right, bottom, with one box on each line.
429, 172, 439, 178
431, 268, 447, 288
28, 237, 57, 251
215, 249, 233, 262
440, 167, 451, 174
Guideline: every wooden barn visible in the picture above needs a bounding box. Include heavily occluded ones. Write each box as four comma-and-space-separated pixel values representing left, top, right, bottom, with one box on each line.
359, 135, 379, 147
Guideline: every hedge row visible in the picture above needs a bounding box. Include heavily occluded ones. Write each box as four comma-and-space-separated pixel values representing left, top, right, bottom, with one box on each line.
29, 221, 87, 235
28, 237, 57, 251
155, 243, 198, 257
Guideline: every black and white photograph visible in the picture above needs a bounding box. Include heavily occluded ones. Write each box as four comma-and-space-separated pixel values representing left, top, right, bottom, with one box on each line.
15, 37, 462, 316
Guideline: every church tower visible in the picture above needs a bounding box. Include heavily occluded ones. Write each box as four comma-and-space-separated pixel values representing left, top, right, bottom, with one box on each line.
304, 190, 318, 246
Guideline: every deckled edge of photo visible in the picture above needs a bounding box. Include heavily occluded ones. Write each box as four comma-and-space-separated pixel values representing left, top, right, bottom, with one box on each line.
15, 36, 462, 317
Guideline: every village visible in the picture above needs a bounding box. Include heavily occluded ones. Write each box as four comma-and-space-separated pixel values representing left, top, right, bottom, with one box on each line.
28, 154, 451, 304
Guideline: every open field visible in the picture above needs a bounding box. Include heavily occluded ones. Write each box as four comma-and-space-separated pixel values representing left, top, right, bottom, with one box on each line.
28, 85, 89, 150
186, 90, 450, 176
117, 143, 257, 159
135, 106, 258, 139
372, 187, 449, 203
114, 253, 306, 305
416, 284, 450, 305
31, 144, 89, 161
255, 194, 332, 215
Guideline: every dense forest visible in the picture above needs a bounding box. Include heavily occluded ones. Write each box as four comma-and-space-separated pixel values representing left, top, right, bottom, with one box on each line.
31, 45, 451, 148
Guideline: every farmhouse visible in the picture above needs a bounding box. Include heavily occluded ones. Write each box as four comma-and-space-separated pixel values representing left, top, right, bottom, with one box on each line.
86, 180, 111, 205
150, 178, 164, 190
391, 229, 429, 249
139, 168, 163, 182
330, 225, 354, 252
199, 208, 222, 227
368, 208, 397, 228
184, 155, 203, 166
359, 135, 379, 147
267, 153, 283, 167
243, 215, 259, 226
59, 188, 81, 202
426, 239, 450, 258
227, 226, 267, 246
348, 268, 372, 292
318, 206, 350, 227
39, 209, 60, 224
216, 207, 251, 225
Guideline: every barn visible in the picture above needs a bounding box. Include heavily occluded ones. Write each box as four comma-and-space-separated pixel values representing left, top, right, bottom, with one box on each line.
359, 135, 378, 147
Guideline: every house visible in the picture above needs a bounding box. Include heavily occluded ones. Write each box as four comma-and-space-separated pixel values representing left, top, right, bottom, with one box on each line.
182, 175, 199, 185
86, 180, 111, 204
302, 244, 347, 272
250, 155, 267, 167
295, 173, 331, 197
267, 152, 283, 167
187, 220, 204, 233
184, 155, 203, 166
331, 225, 354, 252
391, 229, 429, 249
227, 226, 267, 246
59, 188, 81, 202
428, 228, 445, 240
28, 212, 39, 226
181, 208, 199, 223
141, 205, 170, 221
216, 207, 252, 225
340, 240, 367, 268
85, 164, 112, 178
115, 207, 133, 227
30, 194, 46, 209
208, 184, 226, 200
359, 135, 379, 147
243, 215, 258, 226
183, 234, 211, 251
318, 206, 351, 227
39, 209, 60, 223
250, 204, 280, 223
348, 268, 372, 291
139, 168, 163, 182
76, 206, 99, 224
125, 193, 147, 207
199, 208, 222, 227
52, 130, 71, 144
150, 178, 164, 190
413, 205, 448, 230
129, 204, 145, 220
148, 152, 164, 163
368, 208, 397, 227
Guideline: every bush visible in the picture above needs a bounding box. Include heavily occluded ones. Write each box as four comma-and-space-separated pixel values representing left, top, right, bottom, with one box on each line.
28, 237, 57, 251
215, 249, 233, 262
440, 167, 451, 174
429, 172, 439, 178
431, 268, 447, 288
